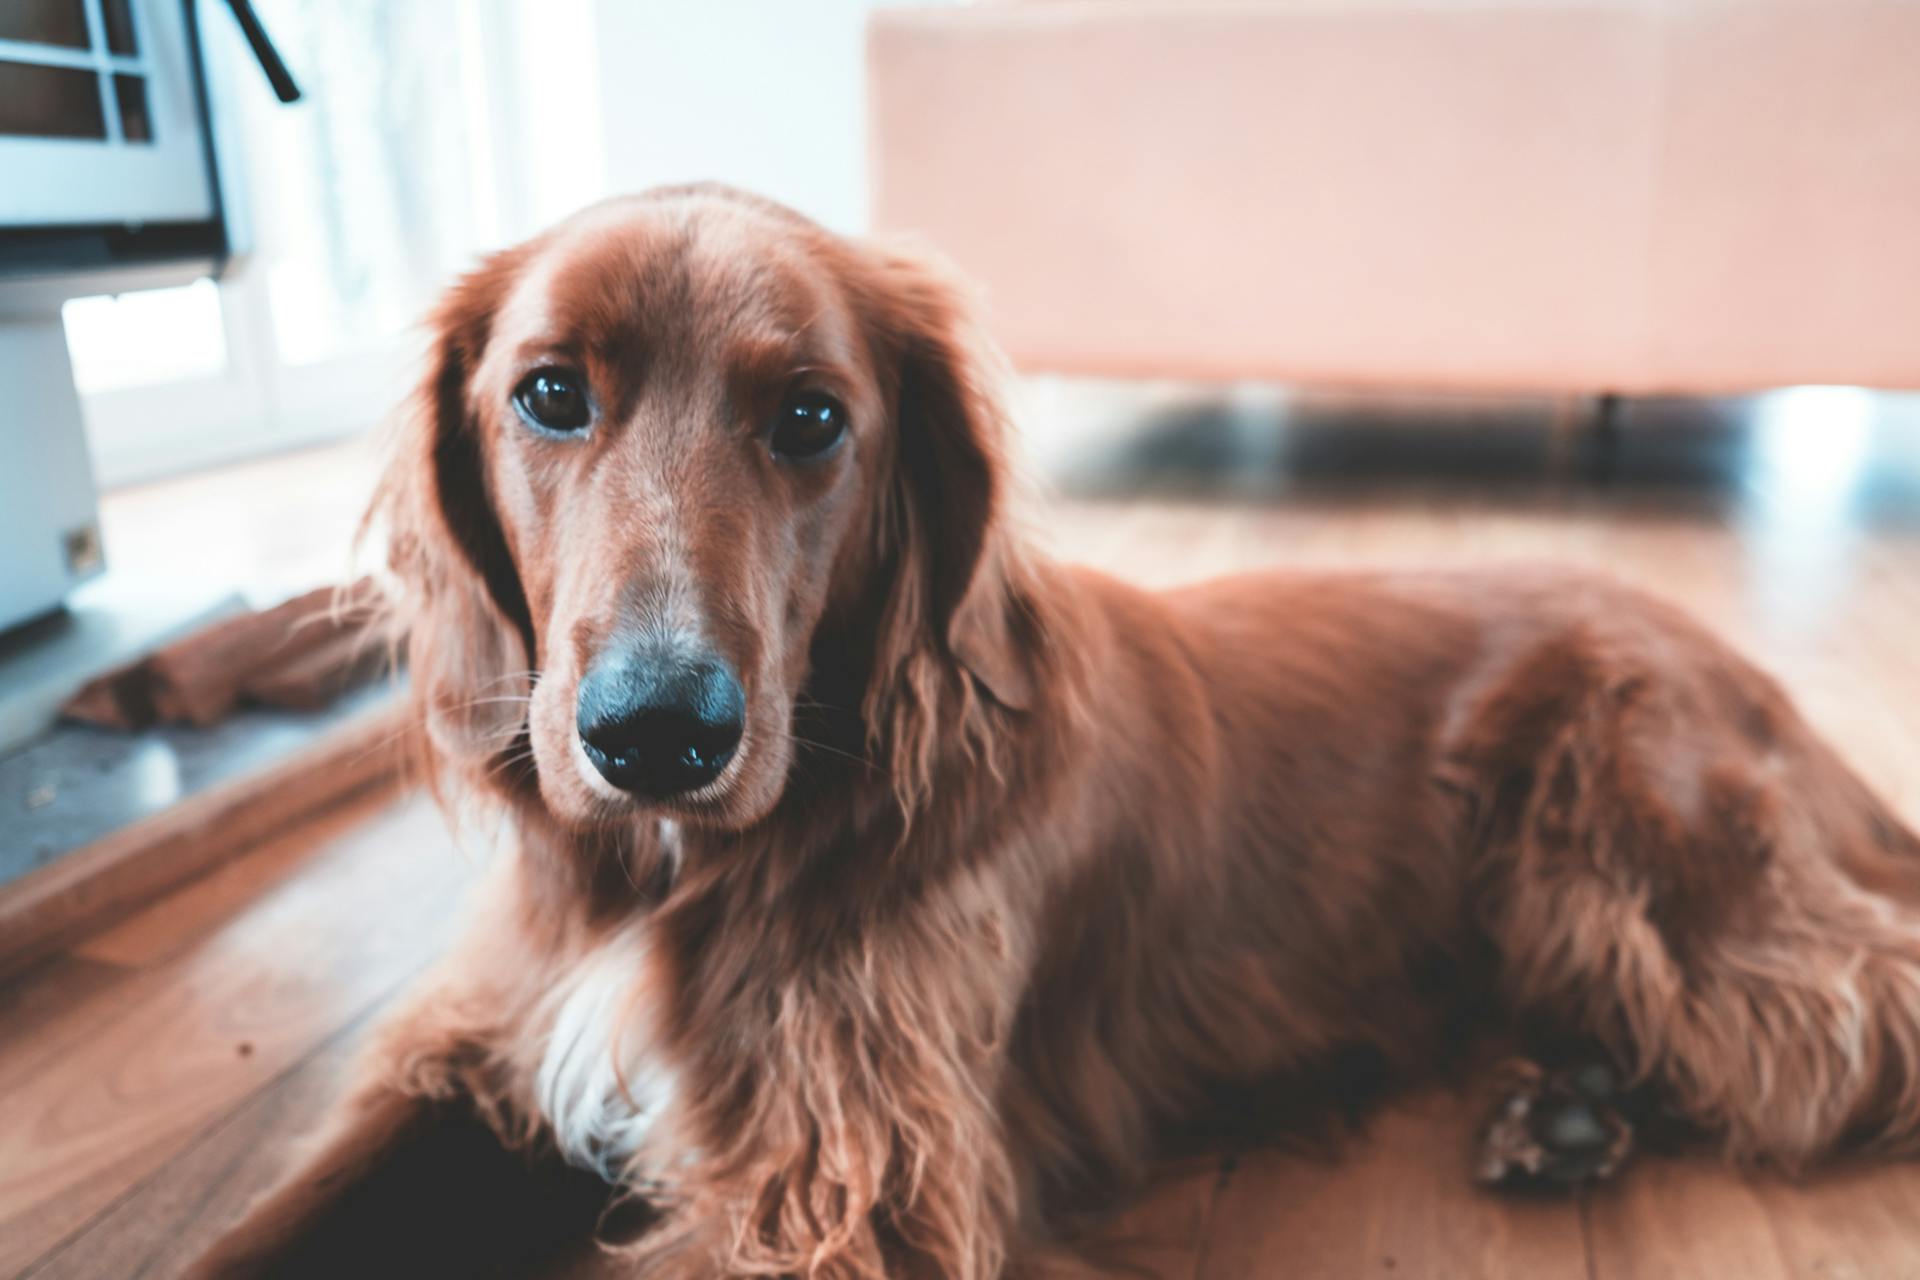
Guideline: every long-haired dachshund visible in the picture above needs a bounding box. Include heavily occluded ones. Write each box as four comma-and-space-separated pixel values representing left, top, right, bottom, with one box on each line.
190, 185, 1920, 1278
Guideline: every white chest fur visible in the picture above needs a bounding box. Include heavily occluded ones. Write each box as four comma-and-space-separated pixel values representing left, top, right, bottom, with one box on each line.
534, 921, 679, 1181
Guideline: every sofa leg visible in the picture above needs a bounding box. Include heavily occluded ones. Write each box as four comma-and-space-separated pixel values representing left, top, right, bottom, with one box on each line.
1591, 392, 1623, 484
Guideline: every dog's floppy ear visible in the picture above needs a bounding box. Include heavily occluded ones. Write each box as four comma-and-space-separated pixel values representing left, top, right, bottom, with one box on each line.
858, 242, 1036, 711
374, 246, 538, 784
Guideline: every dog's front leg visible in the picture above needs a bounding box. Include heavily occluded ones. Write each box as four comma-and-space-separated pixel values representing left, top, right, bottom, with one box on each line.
185, 1002, 613, 1280
626, 919, 1028, 1280
185, 851, 620, 1280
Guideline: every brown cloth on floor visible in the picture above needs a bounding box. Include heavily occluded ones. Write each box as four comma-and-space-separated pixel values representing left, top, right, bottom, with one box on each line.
63, 581, 391, 730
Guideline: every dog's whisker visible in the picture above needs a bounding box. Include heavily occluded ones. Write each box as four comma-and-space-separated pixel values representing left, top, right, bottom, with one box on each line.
465, 670, 543, 691
480, 743, 538, 780
465, 721, 534, 746
777, 727, 882, 774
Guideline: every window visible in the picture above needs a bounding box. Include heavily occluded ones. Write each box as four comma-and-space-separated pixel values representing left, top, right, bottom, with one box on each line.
63, 0, 604, 488
0, 0, 150, 144
63, 278, 227, 394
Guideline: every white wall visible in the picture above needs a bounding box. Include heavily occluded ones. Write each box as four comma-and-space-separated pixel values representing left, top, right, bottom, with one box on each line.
589, 0, 952, 234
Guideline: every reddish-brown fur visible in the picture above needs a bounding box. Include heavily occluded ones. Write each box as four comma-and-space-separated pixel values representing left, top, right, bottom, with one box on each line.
189, 186, 1920, 1279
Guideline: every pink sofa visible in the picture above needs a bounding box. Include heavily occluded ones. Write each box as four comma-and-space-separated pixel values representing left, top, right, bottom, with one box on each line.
868, 1, 1920, 394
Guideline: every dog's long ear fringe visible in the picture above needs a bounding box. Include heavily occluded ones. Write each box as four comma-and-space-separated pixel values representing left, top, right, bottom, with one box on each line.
369, 245, 540, 802
852, 241, 1044, 815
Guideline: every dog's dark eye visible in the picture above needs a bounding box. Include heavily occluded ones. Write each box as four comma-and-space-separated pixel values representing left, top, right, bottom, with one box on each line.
770, 391, 847, 460
512, 368, 591, 433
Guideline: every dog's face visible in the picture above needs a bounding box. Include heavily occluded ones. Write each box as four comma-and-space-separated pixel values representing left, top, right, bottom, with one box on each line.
399, 187, 1027, 834
468, 196, 890, 830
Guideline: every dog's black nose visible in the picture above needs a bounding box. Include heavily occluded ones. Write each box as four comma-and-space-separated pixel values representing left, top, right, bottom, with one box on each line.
576, 655, 745, 797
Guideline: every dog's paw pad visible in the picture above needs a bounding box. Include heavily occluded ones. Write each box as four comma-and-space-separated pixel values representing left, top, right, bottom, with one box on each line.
1475, 1058, 1633, 1190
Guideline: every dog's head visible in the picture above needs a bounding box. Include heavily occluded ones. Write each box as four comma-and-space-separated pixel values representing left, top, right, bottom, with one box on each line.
380, 185, 1033, 834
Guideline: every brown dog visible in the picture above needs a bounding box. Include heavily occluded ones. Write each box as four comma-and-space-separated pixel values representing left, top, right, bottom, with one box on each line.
190, 185, 1920, 1278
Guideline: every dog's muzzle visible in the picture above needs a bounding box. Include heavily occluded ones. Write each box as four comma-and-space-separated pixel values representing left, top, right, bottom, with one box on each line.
576, 650, 746, 797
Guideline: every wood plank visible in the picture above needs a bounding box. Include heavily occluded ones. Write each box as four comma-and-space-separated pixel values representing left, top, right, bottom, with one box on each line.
0, 700, 407, 983
0, 786, 400, 1099
1192, 1089, 1592, 1280
22, 1005, 378, 1280
1075, 1156, 1229, 1280
0, 791, 479, 1279
73, 782, 399, 971
1747, 1162, 1920, 1279
0, 954, 132, 1072
1585, 1154, 1920, 1280
1583, 1158, 1788, 1280
30, 1009, 622, 1280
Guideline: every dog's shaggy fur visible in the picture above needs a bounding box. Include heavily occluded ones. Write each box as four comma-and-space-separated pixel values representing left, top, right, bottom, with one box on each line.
190, 186, 1920, 1279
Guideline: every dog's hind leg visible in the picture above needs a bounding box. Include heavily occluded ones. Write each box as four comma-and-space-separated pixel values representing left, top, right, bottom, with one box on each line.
1449, 627, 1920, 1172
1473, 1053, 1638, 1188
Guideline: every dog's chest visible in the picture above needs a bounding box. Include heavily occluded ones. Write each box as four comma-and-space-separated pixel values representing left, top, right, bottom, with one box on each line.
533, 922, 679, 1181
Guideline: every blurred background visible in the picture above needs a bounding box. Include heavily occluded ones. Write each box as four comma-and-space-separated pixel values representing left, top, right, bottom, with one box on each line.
8, 0, 1918, 587
11, 1, 1920, 518
3, 3, 1920, 1274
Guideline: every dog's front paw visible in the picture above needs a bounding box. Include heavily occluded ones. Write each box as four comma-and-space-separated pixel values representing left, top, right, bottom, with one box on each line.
1474, 1058, 1633, 1189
